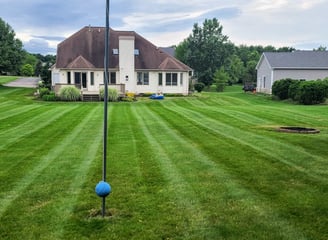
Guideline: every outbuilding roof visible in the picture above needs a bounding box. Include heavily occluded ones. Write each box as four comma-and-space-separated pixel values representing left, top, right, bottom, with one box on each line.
55, 26, 192, 71
257, 51, 328, 69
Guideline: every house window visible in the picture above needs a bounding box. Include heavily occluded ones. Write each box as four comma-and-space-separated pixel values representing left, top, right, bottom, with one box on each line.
75, 72, 87, 88
75, 72, 81, 85
144, 72, 149, 85
90, 72, 94, 86
263, 76, 266, 88
180, 73, 183, 86
158, 73, 163, 86
103, 71, 115, 84
166, 73, 178, 86
67, 72, 71, 84
110, 72, 116, 84
137, 72, 149, 85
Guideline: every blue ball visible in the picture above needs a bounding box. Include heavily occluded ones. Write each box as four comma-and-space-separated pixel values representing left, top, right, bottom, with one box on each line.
95, 181, 111, 197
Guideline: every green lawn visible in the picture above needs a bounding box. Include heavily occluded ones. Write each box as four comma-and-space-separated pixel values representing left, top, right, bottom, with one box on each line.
0, 85, 327, 240
0, 76, 19, 85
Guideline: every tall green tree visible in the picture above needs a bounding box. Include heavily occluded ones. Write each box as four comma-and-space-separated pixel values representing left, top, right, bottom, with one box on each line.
21, 64, 34, 76
174, 39, 188, 64
213, 67, 229, 92
225, 54, 246, 84
176, 18, 232, 86
0, 18, 25, 74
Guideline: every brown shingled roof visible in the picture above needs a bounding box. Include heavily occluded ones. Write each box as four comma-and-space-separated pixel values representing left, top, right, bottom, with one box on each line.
67, 55, 95, 69
55, 26, 192, 71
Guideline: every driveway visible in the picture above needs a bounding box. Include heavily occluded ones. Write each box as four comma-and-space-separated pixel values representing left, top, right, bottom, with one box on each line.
3, 77, 40, 88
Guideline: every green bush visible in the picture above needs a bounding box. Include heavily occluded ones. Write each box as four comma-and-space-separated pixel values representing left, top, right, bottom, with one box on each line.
59, 86, 81, 101
288, 80, 301, 101
194, 82, 205, 92
298, 81, 326, 105
42, 92, 57, 101
100, 88, 119, 102
39, 87, 50, 98
216, 82, 226, 92
272, 78, 294, 100
121, 96, 135, 102
323, 78, 328, 97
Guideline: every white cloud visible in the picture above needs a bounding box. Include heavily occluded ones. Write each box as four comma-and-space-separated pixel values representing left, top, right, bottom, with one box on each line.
1, 0, 328, 54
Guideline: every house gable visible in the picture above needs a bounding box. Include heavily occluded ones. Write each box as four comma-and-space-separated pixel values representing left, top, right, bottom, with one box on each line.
67, 55, 95, 69
158, 57, 188, 70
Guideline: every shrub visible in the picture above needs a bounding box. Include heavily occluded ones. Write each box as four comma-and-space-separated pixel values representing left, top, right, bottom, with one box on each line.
272, 78, 294, 100
59, 86, 81, 101
288, 80, 301, 101
42, 92, 57, 101
141, 92, 153, 97
121, 96, 135, 102
100, 88, 119, 102
126, 92, 135, 98
323, 78, 328, 97
39, 87, 50, 98
297, 81, 326, 105
194, 82, 205, 92
213, 68, 229, 92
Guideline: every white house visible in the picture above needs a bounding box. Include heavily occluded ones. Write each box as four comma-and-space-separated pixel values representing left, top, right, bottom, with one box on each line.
52, 26, 192, 99
256, 51, 328, 93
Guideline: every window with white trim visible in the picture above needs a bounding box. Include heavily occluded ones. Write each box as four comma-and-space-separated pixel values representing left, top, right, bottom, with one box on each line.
158, 73, 163, 86
90, 72, 94, 86
166, 73, 178, 86
137, 72, 149, 85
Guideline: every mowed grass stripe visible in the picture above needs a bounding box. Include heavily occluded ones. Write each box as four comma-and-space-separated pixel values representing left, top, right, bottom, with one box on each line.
0, 106, 79, 151
0, 105, 101, 218
0, 104, 41, 121
180, 97, 328, 142
0, 105, 92, 184
51, 105, 105, 238
178, 98, 273, 126
162, 100, 327, 181
132, 104, 210, 238
144, 102, 308, 239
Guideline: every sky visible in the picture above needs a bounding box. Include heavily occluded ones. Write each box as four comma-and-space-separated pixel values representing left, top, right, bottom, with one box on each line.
0, 0, 328, 55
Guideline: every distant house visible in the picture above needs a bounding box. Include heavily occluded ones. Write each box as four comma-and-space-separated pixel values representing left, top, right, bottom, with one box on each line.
51, 26, 192, 98
256, 51, 328, 93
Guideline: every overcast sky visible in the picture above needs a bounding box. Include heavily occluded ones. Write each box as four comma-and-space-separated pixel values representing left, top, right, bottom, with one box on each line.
1, 0, 327, 55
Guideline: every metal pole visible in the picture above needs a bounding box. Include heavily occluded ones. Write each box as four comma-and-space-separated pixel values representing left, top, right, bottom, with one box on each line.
102, 0, 110, 217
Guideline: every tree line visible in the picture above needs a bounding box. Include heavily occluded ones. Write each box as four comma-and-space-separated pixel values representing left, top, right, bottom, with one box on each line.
0, 17, 55, 86
1, 17, 326, 91
175, 18, 326, 91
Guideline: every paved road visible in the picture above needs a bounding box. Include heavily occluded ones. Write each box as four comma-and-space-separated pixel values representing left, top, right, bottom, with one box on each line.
3, 77, 40, 88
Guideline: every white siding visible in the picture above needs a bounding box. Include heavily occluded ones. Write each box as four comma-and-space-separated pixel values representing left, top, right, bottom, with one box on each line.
119, 36, 135, 93
256, 54, 328, 94
134, 71, 189, 95
273, 69, 328, 82
256, 57, 272, 93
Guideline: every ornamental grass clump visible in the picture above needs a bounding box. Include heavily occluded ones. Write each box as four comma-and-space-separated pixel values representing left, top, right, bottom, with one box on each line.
100, 87, 119, 102
59, 86, 81, 101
